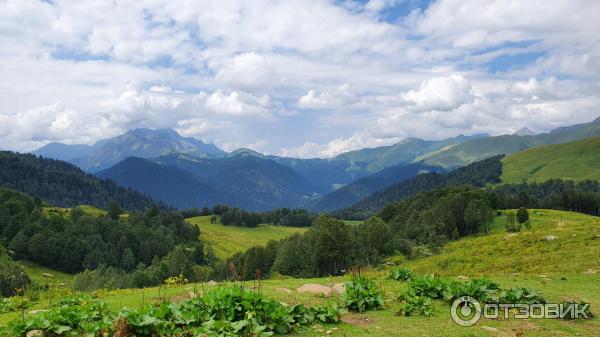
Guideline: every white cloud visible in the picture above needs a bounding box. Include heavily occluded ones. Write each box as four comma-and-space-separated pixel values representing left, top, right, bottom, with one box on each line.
203, 90, 272, 118
0, 0, 599, 156
401, 74, 475, 112
215, 52, 279, 93
298, 84, 359, 109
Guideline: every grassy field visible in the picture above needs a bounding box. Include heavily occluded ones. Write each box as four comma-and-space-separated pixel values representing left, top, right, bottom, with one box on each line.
501, 136, 600, 183
19, 261, 74, 288
3, 209, 598, 336
43, 205, 128, 219
186, 216, 308, 259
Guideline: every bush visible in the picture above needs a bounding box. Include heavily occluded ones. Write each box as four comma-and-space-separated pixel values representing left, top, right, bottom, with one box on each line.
396, 292, 433, 316
342, 276, 384, 312
407, 275, 457, 301
505, 212, 521, 232
517, 207, 529, 224
388, 267, 414, 281
499, 287, 546, 304
0, 257, 30, 296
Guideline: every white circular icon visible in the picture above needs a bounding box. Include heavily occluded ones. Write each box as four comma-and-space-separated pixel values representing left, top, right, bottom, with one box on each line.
451, 296, 482, 327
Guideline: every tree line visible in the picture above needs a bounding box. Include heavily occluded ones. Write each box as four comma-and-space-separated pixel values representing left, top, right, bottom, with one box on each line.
214, 186, 496, 280
181, 205, 314, 227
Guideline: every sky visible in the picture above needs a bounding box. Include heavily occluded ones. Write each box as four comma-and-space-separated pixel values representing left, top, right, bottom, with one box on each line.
1, 0, 599, 158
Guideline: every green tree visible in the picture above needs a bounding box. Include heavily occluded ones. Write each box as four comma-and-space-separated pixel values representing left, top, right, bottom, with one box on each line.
120, 248, 136, 271
109, 201, 123, 220
516, 207, 529, 224
463, 199, 494, 234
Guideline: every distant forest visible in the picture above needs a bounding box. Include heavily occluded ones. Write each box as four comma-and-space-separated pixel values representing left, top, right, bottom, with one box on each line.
0, 151, 158, 210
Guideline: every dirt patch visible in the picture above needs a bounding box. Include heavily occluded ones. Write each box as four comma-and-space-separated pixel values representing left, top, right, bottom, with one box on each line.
340, 313, 375, 326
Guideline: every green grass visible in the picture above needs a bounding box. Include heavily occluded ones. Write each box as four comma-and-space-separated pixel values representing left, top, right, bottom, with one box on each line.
42, 205, 128, 219
501, 136, 600, 183
405, 209, 600, 276
19, 261, 74, 288
186, 216, 308, 259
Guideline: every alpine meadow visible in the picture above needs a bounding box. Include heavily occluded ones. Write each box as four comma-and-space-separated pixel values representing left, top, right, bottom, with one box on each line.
1, 1, 599, 337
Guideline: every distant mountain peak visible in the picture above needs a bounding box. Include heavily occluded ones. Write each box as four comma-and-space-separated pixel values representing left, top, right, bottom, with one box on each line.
228, 148, 264, 158
513, 127, 535, 136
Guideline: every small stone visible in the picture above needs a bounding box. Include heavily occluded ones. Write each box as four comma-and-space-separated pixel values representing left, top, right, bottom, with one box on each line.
481, 326, 498, 332
26, 330, 43, 337
207, 280, 217, 286
456, 275, 469, 281
326, 329, 333, 335
571, 234, 577, 237
544, 235, 558, 241
42, 273, 53, 278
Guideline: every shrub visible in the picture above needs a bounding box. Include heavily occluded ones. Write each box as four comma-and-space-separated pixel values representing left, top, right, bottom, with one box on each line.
407, 275, 457, 301
454, 278, 501, 303
516, 207, 529, 224
396, 292, 433, 316
499, 287, 546, 304
0, 257, 30, 296
388, 267, 414, 281
343, 276, 384, 312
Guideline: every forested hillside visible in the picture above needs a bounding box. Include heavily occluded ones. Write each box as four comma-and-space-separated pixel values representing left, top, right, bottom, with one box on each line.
0, 188, 214, 291
99, 153, 320, 210
96, 157, 240, 209
0, 152, 157, 210
309, 162, 443, 212
337, 155, 503, 218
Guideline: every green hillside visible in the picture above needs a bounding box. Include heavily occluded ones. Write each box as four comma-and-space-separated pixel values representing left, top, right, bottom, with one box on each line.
421, 116, 600, 168
501, 136, 600, 183
186, 216, 307, 259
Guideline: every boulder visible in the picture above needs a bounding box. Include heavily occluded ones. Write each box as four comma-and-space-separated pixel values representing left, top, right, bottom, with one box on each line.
297, 284, 332, 296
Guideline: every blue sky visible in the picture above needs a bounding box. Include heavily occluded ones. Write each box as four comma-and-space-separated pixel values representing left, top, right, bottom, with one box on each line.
0, 0, 599, 157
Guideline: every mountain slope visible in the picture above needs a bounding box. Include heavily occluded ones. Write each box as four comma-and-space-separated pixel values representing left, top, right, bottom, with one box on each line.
338, 155, 503, 218
96, 157, 238, 209
0, 152, 157, 210
269, 135, 480, 192
421, 116, 600, 168
501, 136, 600, 183
309, 162, 444, 212
31, 142, 93, 161
152, 153, 319, 210
331, 135, 480, 174
53, 128, 225, 172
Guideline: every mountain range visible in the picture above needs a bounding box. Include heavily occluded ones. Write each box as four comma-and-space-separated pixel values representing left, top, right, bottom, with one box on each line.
29, 116, 600, 211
